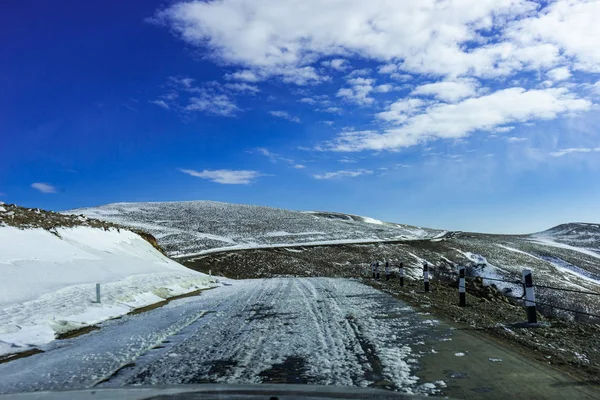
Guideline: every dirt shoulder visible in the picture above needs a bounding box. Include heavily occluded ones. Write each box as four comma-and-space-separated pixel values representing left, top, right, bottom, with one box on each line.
364, 276, 600, 386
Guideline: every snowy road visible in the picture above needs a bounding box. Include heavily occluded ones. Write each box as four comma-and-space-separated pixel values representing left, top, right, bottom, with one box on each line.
0, 278, 439, 395
2, 278, 597, 399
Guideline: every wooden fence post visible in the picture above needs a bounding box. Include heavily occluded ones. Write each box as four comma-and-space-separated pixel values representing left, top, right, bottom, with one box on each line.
522, 269, 537, 323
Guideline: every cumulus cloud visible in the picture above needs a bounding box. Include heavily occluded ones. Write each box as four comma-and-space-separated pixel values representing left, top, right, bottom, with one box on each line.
313, 169, 373, 180
322, 59, 350, 71
323, 88, 590, 151
506, 137, 528, 143
223, 82, 260, 93
411, 79, 479, 102
299, 97, 317, 105
546, 67, 571, 81
337, 77, 376, 105
549, 147, 600, 157
320, 107, 343, 114
179, 168, 263, 184
31, 183, 57, 194
185, 93, 239, 116
269, 110, 301, 123
153, 0, 600, 152
153, 0, 600, 81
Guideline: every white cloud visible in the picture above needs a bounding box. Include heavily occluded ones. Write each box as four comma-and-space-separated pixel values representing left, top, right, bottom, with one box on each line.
374, 84, 394, 93
299, 97, 317, 105
493, 126, 515, 133
338, 158, 356, 163
549, 147, 600, 157
179, 168, 263, 184
390, 73, 412, 81
378, 64, 398, 74
31, 183, 57, 194
168, 76, 195, 88
227, 66, 327, 85
411, 79, 479, 102
345, 69, 371, 78
150, 100, 170, 109
321, 120, 334, 126
223, 82, 260, 93
324, 87, 590, 151
506, 137, 527, 143
320, 107, 343, 114
322, 59, 350, 71
253, 147, 295, 165
269, 110, 301, 123
337, 77, 376, 105
313, 169, 373, 180
154, 0, 586, 82
293, 164, 306, 169
185, 93, 239, 116
226, 70, 261, 82
547, 67, 571, 82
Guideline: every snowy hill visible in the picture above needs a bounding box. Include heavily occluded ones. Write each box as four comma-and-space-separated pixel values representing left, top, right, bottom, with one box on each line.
0, 203, 214, 356
68, 201, 441, 257
533, 223, 600, 250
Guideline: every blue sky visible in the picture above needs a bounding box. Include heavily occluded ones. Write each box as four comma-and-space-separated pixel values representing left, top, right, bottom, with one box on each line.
2, 0, 600, 233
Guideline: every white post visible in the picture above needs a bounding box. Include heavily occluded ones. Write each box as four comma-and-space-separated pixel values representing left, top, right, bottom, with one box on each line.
522, 269, 537, 323
96, 283, 101, 303
458, 266, 466, 307
209, 269, 212, 278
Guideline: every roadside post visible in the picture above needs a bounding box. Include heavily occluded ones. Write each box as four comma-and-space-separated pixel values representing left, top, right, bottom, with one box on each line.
96, 283, 101, 303
458, 266, 466, 307
423, 262, 430, 292
522, 269, 537, 323
399, 262, 404, 287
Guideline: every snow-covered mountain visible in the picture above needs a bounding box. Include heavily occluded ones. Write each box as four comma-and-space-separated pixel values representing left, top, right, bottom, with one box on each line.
68, 201, 441, 257
0, 203, 214, 357
534, 223, 600, 250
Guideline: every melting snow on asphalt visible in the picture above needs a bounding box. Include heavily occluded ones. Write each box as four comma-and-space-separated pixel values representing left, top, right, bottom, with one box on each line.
0, 278, 444, 395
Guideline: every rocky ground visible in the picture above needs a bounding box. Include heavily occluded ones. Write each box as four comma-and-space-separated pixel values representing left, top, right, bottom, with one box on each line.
366, 275, 600, 385
0, 202, 120, 231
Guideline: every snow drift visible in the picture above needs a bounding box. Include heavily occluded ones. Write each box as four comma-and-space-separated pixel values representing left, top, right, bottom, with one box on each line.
0, 226, 213, 356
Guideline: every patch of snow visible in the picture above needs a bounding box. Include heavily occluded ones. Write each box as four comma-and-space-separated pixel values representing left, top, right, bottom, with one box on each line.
454, 352, 466, 357
529, 237, 600, 260
360, 216, 383, 225
538, 255, 600, 284
489, 358, 503, 362
0, 226, 213, 354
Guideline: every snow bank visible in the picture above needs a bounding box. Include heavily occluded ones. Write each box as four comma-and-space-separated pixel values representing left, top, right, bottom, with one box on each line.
0, 226, 213, 355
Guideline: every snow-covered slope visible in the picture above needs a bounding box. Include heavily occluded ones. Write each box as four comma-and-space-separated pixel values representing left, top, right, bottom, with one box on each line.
68, 201, 441, 257
0, 211, 214, 356
532, 223, 600, 250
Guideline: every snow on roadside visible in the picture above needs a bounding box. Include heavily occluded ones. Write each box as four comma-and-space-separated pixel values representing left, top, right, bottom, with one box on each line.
0, 226, 214, 356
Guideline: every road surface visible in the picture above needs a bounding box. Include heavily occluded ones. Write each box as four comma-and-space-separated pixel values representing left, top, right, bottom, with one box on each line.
0, 278, 597, 399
